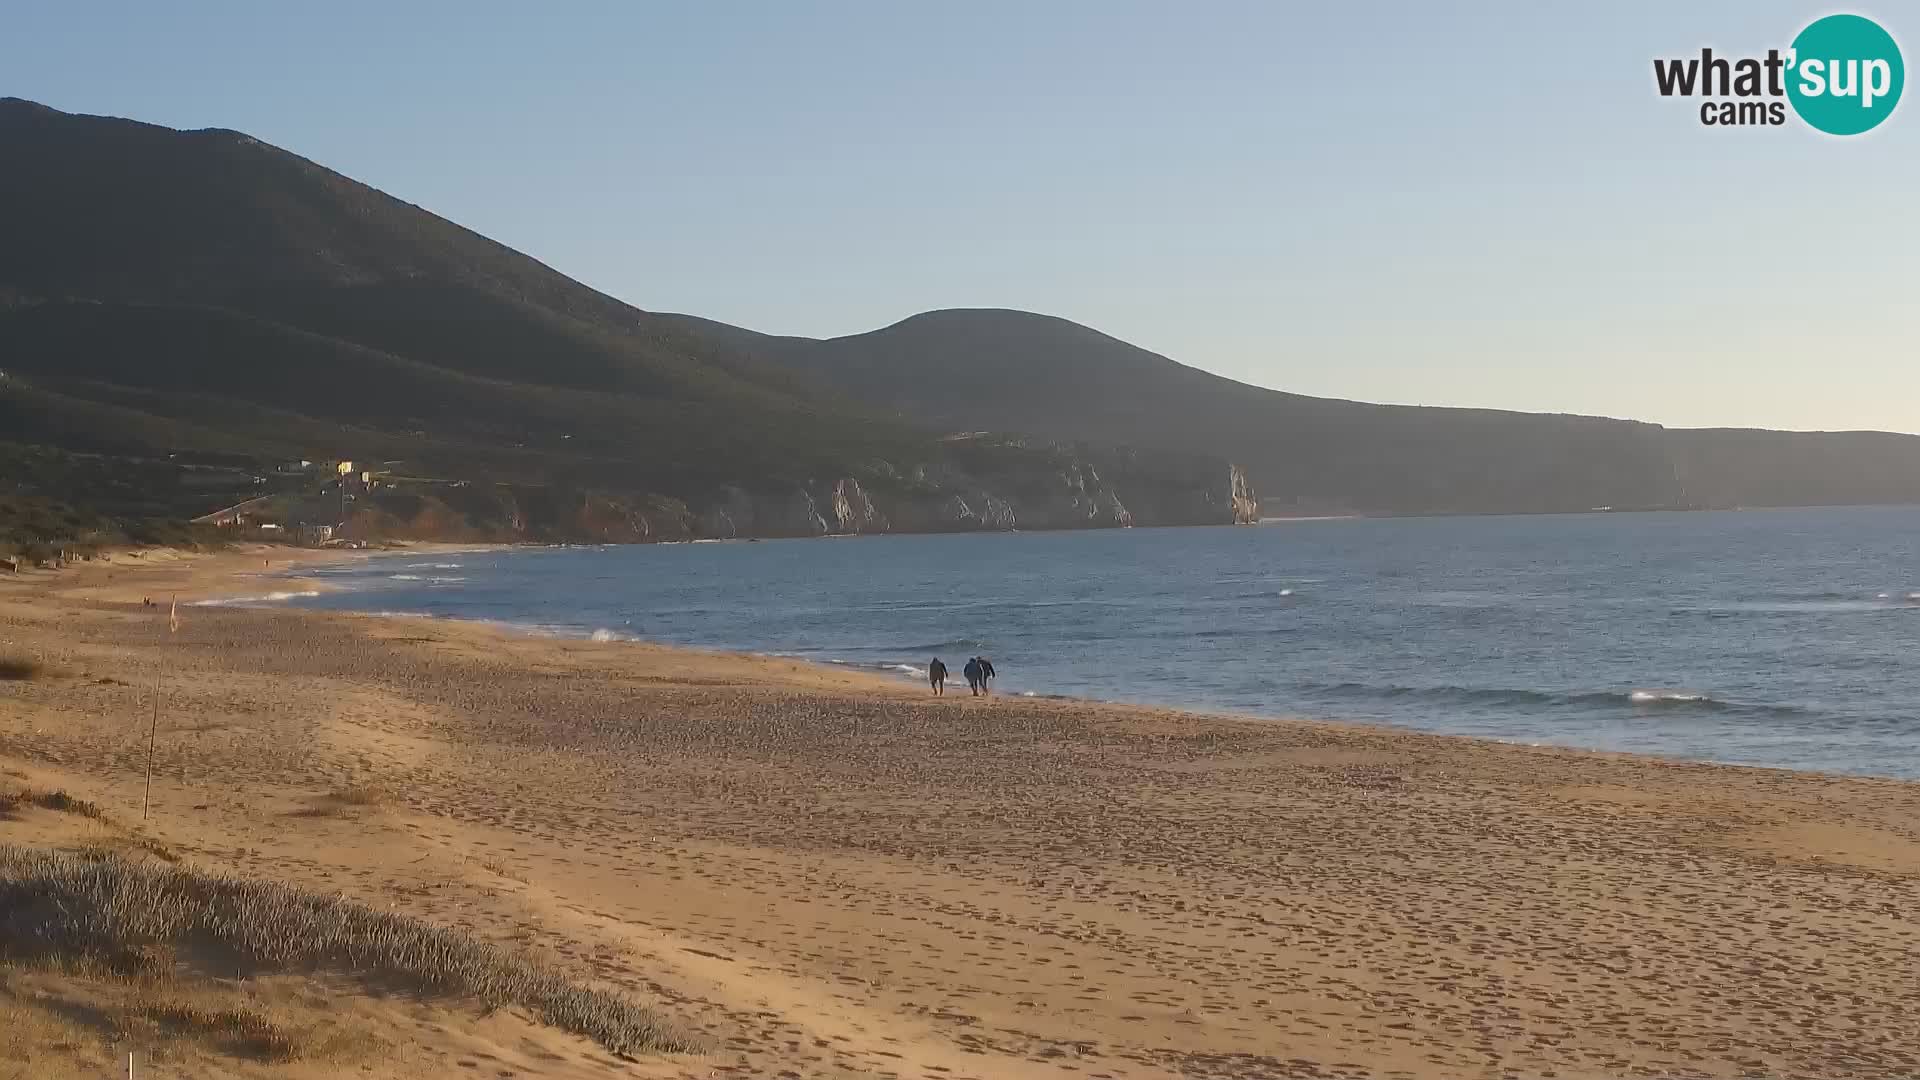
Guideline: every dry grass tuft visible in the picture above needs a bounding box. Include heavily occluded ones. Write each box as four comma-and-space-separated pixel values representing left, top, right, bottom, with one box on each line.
0, 845, 683, 1057
475, 857, 529, 884
2, 970, 368, 1071
129, 836, 182, 864
329, 784, 389, 807
0, 790, 108, 822
129, 995, 302, 1061
75, 835, 181, 865
290, 784, 392, 818
0, 655, 44, 681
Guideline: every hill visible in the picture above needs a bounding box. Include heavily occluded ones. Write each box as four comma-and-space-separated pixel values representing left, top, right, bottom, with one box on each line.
11, 95, 1909, 533
0, 100, 1253, 542
661, 308, 1920, 515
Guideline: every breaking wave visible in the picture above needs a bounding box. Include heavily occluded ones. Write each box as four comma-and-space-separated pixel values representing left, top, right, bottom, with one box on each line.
188, 590, 320, 606
1626, 689, 1712, 706
892, 639, 988, 654
1302, 681, 1808, 718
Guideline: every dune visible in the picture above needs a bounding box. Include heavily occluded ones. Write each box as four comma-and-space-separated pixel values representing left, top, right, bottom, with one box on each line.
3, 548, 1919, 1078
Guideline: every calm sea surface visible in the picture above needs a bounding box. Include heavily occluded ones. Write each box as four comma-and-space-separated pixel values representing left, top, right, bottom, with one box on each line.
270, 508, 1920, 779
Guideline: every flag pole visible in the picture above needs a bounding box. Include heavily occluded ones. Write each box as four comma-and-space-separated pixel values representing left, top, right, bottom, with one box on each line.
144, 669, 158, 820
145, 597, 178, 821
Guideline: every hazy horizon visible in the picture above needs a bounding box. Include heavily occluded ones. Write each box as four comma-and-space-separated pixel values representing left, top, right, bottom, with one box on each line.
5, 2, 1913, 434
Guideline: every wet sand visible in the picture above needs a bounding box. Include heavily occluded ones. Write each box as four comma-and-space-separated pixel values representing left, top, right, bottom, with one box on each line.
4, 548, 1920, 1078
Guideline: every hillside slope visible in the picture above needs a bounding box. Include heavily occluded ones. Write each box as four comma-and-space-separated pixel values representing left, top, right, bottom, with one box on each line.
0, 100, 1252, 539
662, 308, 1920, 515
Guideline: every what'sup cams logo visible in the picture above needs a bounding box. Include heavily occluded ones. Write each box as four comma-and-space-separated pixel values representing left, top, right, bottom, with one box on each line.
1655, 13, 1903, 134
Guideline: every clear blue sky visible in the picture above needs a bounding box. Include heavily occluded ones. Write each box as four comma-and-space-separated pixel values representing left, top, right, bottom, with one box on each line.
5, 2, 1914, 432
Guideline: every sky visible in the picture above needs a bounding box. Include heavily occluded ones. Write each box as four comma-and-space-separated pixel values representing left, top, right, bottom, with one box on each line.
4, 2, 1915, 432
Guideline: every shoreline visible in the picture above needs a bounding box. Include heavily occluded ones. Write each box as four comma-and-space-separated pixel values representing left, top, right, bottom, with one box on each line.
7, 547, 1920, 1077
228, 544, 1918, 787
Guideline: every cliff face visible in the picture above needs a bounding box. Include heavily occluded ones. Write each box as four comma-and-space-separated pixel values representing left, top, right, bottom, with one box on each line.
668, 307, 1920, 517
340, 446, 1259, 544
1230, 465, 1259, 524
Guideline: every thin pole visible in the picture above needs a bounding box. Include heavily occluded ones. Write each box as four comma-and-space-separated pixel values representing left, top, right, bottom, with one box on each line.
144, 669, 158, 820
146, 596, 177, 822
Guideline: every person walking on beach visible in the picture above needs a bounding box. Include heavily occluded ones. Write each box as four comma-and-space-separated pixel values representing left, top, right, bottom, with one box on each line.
929, 657, 947, 695
963, 656, 983, 696
979, 656, 996, 694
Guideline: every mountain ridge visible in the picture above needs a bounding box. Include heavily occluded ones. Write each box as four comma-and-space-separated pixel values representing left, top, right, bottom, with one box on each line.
658, 307, 1920, 515
5, 95, 1917, 535
0, 98, 1256, 543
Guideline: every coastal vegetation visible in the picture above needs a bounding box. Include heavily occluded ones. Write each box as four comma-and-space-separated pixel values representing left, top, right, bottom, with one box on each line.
0, 845, 684, 1059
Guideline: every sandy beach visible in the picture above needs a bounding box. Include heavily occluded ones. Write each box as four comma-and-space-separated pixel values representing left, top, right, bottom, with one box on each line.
4, 547, 1920, 1079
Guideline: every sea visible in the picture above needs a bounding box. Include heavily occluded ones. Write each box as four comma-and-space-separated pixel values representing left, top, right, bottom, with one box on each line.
256, 507, 1920, 780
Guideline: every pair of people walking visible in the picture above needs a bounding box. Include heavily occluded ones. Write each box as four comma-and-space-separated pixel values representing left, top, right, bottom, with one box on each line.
929, 655, 994, 696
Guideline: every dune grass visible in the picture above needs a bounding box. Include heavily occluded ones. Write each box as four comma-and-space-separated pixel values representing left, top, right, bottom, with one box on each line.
75, 835, 181, 865
290, 784, 391, 818
327, 783, 389, 807
125, 991, 305, 1062
2, 969, 365, 1072
0, 789, 108, 821
0, 845, 684, 1057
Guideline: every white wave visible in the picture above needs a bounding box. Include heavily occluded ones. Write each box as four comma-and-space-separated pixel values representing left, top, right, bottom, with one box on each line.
589, 628, 628, 642
188, 590, 320, 607
389, 574, 421, 581
1628, 689, 1710, 705
884, 663, 926, 677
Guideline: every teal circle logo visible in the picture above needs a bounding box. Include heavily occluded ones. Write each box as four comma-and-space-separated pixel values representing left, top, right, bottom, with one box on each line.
1787, 14, 1904, 135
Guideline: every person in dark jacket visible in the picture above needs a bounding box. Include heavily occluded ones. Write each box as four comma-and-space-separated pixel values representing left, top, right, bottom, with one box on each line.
929, 657, 948, 695
978, 657, 996, 693
963, 657, 983, 696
